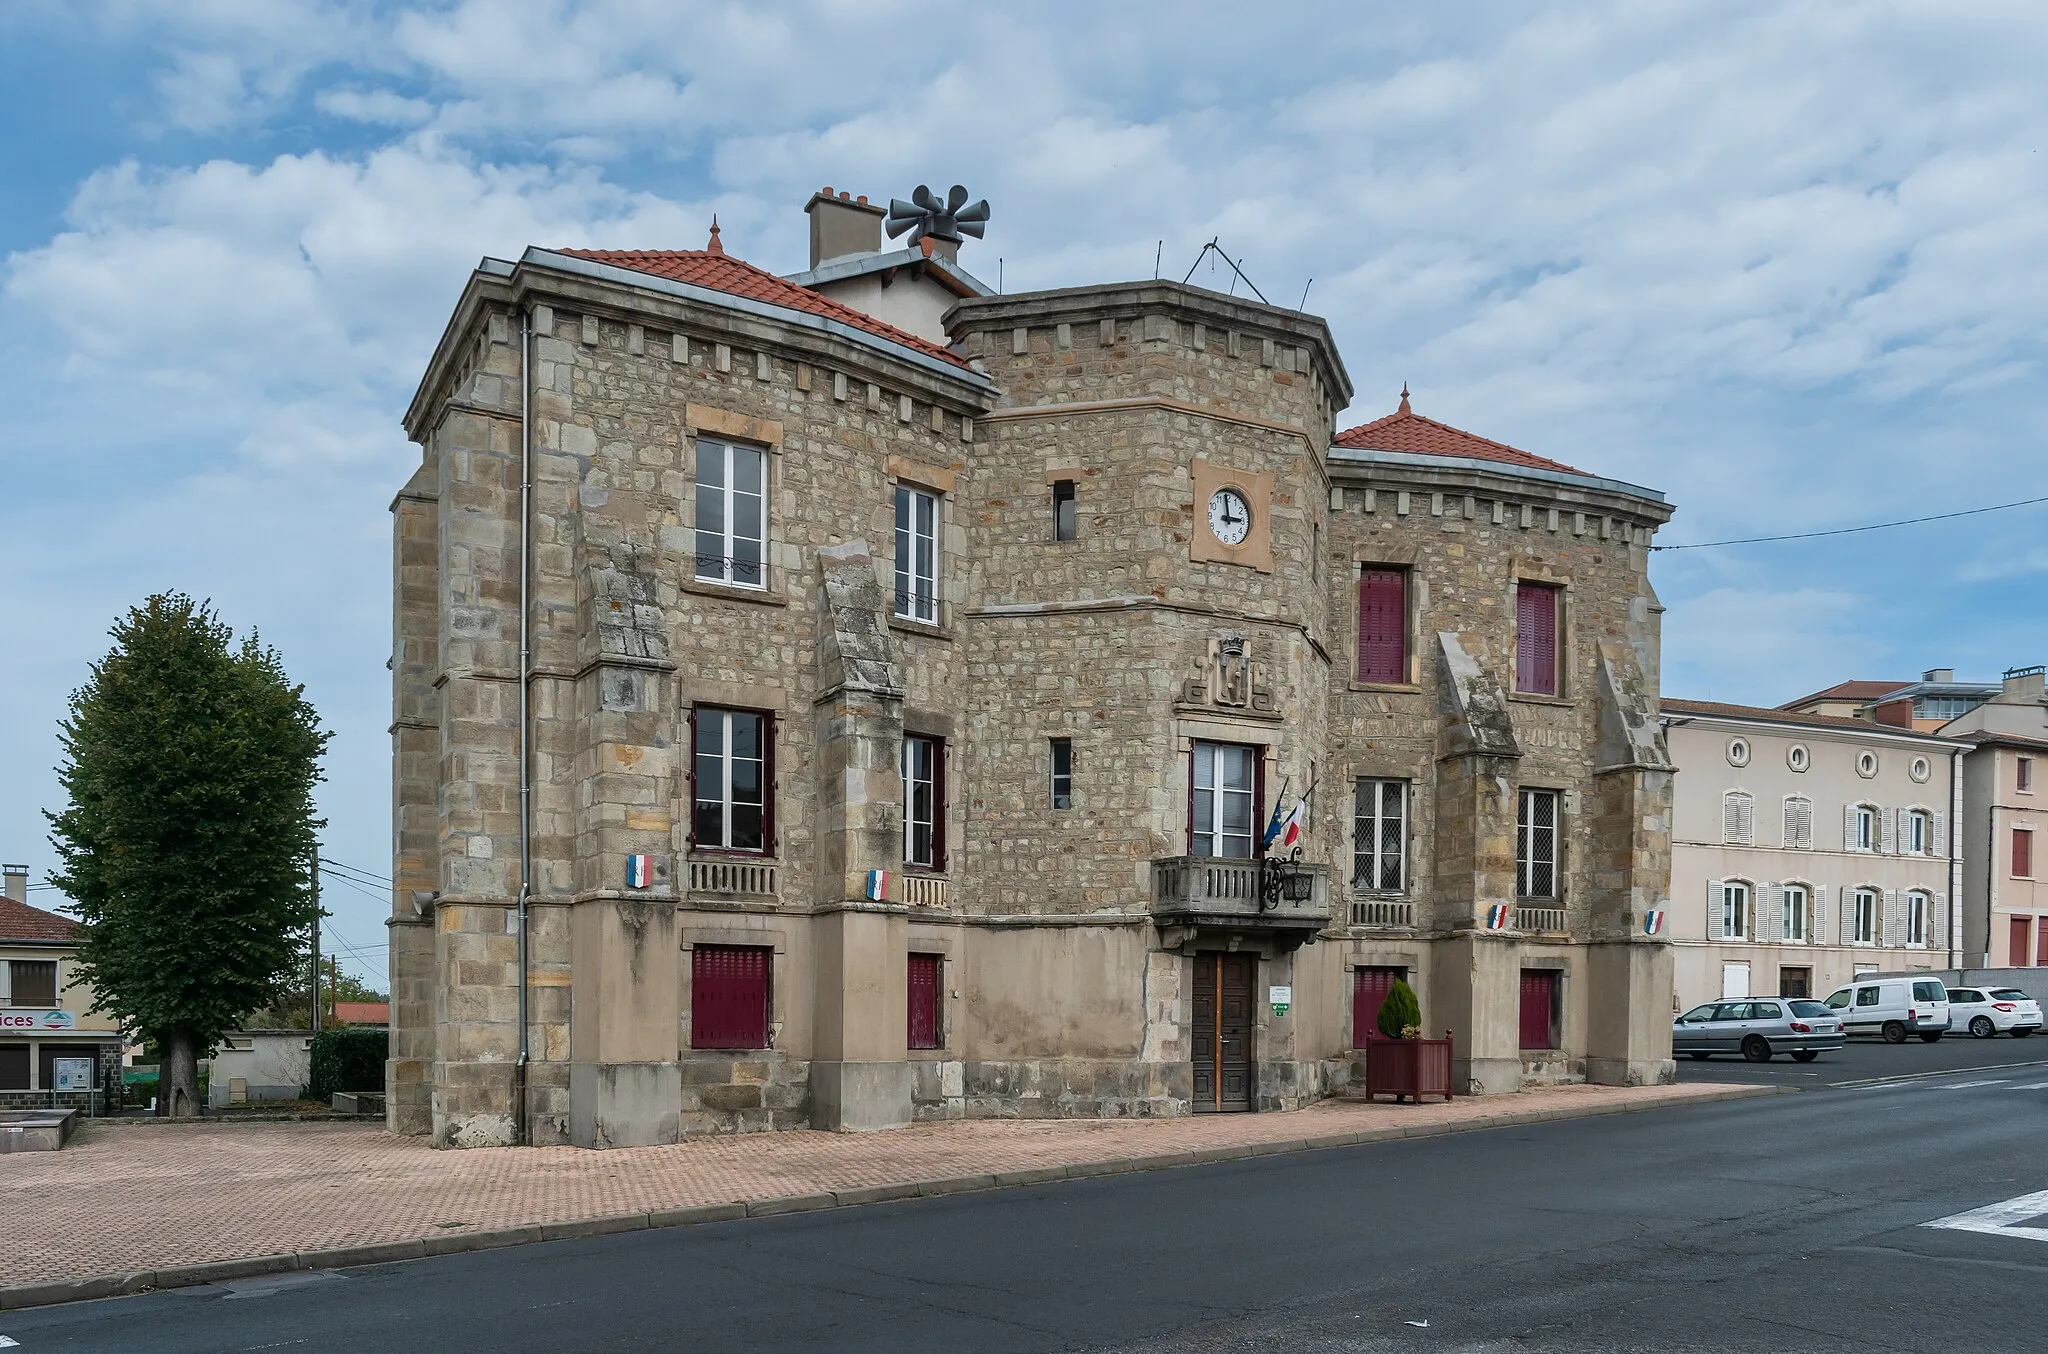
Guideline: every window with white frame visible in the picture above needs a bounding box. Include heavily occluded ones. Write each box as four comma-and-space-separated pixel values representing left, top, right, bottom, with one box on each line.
1720, 881, 1750, 940
1722, 790, 1755, 845
1192, 741, 1258, 859
1353, 779, 1406, 892
894, 485, 940, 623
1782, 795, 1813, 849
1905, 808, 1932, 855
693, 438, 766, 588
691, 707, 770, 852
1906, 891, 1929, 947
902, 734, 944, 869
1782, 883, 1809, 943
1852, 888, 1879, 945
1517, 788, 1560, 899
1853, 805, 1877, 852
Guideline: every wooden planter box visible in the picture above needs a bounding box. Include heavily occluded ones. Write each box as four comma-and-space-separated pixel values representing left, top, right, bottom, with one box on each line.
1362, 1032, 1455, 1104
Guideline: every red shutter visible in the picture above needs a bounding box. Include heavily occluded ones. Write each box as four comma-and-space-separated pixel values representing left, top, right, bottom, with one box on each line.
1352, 966, 1402, 1048
686, 706, 700, 851
1518, 969, 1558, 1050
2012, 916, 2032, 967
691, 945, 770, 1049
907, 952, 942, 1049
1516, 583, 1558, 695
1253, 746, 1267, 859
2015, 829, 2033, 879
2038, 917, 2048, 967
1356, 569, 1407, 683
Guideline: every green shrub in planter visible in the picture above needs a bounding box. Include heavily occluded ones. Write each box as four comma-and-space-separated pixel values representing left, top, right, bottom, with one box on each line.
308, 1028, 389, 1101
1377, 978, 1421, 1040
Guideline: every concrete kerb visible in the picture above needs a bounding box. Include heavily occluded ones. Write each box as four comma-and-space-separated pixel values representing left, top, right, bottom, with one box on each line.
0, 1083, 1787, 1312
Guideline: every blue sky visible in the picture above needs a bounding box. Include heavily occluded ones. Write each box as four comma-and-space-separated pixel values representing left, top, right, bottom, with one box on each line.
3, 1, 2044, 983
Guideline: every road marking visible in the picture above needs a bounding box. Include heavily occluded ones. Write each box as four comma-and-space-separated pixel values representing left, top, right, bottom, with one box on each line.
1928, 1079, 2012, 1090
0, 1335, 19, 1348
1924, 1188, 2048, 1245
2007, 1081, 2048, 1090
1829, 1058, 2048, 1089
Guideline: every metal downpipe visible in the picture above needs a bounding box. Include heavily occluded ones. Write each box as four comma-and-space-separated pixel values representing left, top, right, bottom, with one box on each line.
515, 305, 533, 1145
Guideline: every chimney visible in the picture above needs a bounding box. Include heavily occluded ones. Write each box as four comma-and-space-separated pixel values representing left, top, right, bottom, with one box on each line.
1923, 668, 1954, 683
2, 864, 26, 904
2003, 664, 2047, 701
804, 188, 885, 268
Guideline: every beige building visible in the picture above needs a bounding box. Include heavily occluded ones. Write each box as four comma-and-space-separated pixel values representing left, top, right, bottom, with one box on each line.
389, 189, 1679, 1149
1, 864, 122, 1108
1663, 701, 1964, 1009
1938, 666, 2048, 968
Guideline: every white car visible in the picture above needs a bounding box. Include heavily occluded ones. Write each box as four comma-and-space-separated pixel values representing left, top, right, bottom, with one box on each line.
1947, 986, 2043, 1038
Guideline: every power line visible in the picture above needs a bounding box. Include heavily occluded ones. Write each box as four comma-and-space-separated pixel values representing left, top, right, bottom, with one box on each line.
320, 856, 390, 884
1652, 494, 2048, 552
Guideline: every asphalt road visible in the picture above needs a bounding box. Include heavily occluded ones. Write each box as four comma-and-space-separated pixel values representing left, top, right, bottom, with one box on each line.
10, 1067, 2048, 1354
1674, 1023, 2047, 1087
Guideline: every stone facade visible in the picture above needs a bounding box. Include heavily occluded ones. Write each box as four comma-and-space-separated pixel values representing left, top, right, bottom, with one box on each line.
391, 216, 1680, 1147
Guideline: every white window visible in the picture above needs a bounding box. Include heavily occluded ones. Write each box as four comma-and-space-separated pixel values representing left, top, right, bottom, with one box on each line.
902, 734, 943, 868
1782, 796, 1813, 849
1782, 884, 1809, 943
1353, 779, 1406, 892
1720, 881, 1750, 941
894, 485, 940, 623
1905, 809, 1932, 856
1852, 888, 1879, 945
1906, 891, 1929, 947
1517, 789, 1560, 899
693, 438, 766, 588
1192, 742, 1257, 859
1852, 805, 1877, 852
1722, 791, 1755, 845
691, 708, 769, 852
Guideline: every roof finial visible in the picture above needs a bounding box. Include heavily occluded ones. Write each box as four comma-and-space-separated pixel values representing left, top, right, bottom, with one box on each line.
1398, 382, 1411, 414
705, 215, 724, 256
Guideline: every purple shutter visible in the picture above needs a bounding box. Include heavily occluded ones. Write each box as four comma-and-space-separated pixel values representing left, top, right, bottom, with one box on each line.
761, 711, 778, 857
1357, 569, 1407, 683
907, 953, 942, 1049
692, 946, 770, 1049
1517, 583, 1558, 695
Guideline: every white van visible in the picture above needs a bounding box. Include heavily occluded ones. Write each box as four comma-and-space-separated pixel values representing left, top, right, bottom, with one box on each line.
1823, 977, 1951, 1043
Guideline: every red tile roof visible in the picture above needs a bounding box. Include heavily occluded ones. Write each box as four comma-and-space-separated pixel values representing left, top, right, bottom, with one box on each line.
1779, 680, 1909, 710
553, 241, 974, 371
1663, 697, 1958, 740
1334, 389, 1586, 475
0, 896, 78, 944
332, 1001, 390, 1027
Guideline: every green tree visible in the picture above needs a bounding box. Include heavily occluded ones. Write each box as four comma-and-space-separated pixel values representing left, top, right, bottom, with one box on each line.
1377, 977, 1422, 1040
49, 594, 329, 1117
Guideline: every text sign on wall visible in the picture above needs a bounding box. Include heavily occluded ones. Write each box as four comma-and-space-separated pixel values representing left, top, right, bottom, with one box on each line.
1268, 984, 1292, 1016
0, 1009, 74, 1031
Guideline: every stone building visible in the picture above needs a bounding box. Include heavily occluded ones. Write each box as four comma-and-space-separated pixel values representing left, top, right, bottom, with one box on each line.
1662, 700, 1964, 1009
1936, 666, 2048, 968
389, 190, 1678, 1148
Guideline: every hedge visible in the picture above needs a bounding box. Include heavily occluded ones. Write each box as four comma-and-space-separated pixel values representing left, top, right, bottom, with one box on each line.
307, 1028, 388, 1101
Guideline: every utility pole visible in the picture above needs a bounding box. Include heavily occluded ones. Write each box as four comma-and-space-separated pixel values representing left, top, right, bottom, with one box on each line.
309, 849, 321, 1034
329, 956, 339, 1025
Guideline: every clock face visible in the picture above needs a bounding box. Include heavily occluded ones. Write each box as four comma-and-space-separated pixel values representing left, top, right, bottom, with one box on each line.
1207, 488, 1252, 546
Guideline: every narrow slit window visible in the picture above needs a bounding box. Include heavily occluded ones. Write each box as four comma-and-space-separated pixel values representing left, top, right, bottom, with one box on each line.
1049, 738, 1073, 810
1052, 479, 1077, 542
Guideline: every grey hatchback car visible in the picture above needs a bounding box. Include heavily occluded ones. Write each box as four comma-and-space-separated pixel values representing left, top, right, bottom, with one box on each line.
1673, 998, 1847, 1062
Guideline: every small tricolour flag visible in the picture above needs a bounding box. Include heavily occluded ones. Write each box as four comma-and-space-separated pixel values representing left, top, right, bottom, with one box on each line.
1644, 909, 1666, 936
1484, 903, 1511, 930
866, 869, 890, 902
625, 855, 653, 889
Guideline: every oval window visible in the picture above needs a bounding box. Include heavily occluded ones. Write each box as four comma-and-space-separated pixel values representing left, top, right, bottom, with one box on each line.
1786, 744, 1810, 773
1855, 750, 1879, 779
1909, 756, 1931, 783
1726, 738, 1751, 768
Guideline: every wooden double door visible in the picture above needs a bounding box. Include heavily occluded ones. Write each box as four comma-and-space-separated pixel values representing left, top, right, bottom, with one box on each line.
1191, 953, 1255, 1112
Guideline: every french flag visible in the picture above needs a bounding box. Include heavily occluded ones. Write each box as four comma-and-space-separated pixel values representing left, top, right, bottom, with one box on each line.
866, 869, 890, 902
625, 855, 653, 889
1643, 909, 1666, 936
1484, 903, 1511, 930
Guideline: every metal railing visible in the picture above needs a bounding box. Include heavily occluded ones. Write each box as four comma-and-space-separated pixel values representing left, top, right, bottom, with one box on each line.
688, 858, 778, 898
1350, 898, 1415, 928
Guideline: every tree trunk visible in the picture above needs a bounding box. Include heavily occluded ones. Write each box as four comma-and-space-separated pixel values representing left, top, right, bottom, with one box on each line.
159, 1031, 201, 1118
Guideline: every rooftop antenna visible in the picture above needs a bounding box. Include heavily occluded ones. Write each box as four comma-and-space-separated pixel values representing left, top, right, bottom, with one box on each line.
1154, 240, 1163, 279
1297, 278, 1313, 311
1179, 239, 1270, 305
998, 257, 1004, 294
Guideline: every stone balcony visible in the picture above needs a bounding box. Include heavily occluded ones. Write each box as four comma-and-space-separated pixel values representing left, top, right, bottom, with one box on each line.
1151, 856, 1331, 949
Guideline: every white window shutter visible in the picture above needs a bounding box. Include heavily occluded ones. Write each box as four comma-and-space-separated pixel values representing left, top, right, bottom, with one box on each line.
1879, 808, 1896, 855
1740, 796, 1755, 845
1783, 797, 1797, 847
1708, 879, 1724, 940
1812, 885, 1827, 945
1843, 803, 1859, 851
1842, 889, 1856, 944
1796, 798, 1813, 848
1884, 889, 1902, 946
1932, 811, 1947, 856
1756, 884, 1780, 942
1935, 892, 1949, 949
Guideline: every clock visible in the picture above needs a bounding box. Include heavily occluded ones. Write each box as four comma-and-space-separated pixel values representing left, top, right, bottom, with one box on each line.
1207, 488, 1252, 546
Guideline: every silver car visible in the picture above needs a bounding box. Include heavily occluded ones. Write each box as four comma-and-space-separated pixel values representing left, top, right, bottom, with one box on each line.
1673, 998, 1847, 1063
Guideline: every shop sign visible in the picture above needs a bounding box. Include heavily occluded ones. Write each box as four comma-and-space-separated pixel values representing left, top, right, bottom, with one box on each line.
0, 1008, 75, 1031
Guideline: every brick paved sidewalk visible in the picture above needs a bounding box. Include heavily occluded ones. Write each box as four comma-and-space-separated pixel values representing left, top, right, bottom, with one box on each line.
0, 1081, 1769, 1303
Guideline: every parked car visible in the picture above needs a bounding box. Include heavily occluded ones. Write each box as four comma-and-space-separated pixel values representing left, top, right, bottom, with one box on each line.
1822, 977, 1951, 1043
1672, 998, 1846, 1062
1947, 986, 2043, 1038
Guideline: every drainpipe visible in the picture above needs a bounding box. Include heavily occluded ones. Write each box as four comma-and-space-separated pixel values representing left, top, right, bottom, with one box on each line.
1948, 747, 1963, 973
514, 304, 533, 1145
